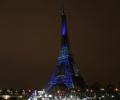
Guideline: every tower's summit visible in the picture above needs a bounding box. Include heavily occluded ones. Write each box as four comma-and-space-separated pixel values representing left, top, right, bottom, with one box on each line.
46, 11, 85, 93
61, 9, 68, 36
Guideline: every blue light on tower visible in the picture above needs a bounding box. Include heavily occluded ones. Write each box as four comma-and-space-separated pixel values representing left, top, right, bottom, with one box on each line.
46, 10, 85, 93
58, 44, 69, 60
46, 11, 74, 92
61, 14, 68, 36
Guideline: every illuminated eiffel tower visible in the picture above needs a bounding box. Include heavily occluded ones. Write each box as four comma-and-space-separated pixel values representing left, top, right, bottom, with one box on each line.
46, 10, 85, 93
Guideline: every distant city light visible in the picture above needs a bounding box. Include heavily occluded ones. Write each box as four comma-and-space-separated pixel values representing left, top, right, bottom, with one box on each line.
2, 95, 10, 100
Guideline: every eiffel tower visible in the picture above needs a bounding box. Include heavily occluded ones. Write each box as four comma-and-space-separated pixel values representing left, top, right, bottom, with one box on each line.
46, 10, 85, 93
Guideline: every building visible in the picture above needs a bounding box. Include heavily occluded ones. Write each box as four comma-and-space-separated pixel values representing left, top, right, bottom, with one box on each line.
46, 10, 85, 94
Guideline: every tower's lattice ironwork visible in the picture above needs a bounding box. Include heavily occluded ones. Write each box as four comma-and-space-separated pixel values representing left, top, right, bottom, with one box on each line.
46, 11, 85, 93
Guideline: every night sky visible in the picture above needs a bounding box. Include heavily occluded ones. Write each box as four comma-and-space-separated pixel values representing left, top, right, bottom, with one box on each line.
0, 0, 120, 89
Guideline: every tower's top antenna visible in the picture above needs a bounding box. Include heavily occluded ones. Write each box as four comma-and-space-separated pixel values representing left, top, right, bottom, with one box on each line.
61, 8, 65, 15
59, 0, 65, 15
